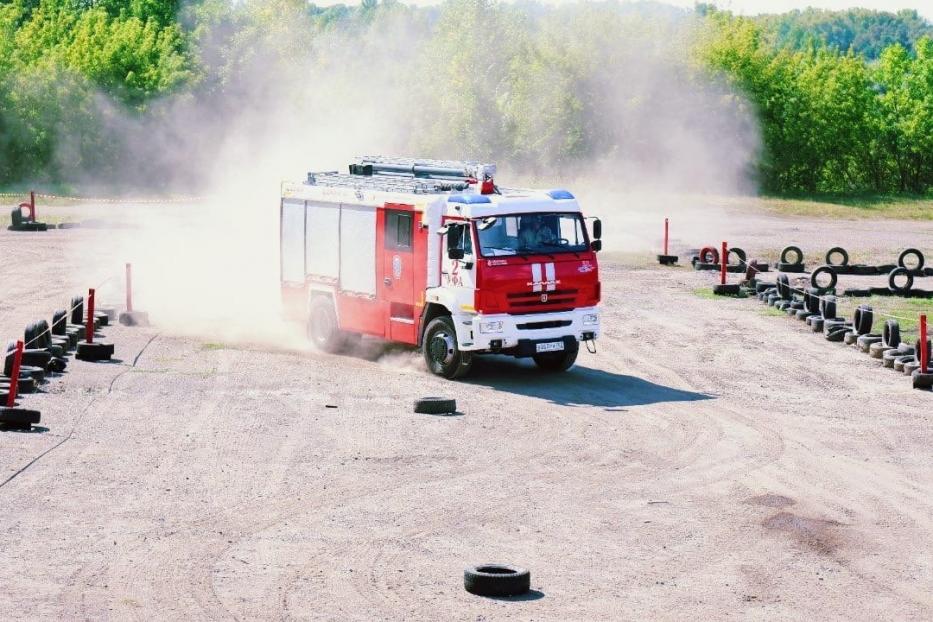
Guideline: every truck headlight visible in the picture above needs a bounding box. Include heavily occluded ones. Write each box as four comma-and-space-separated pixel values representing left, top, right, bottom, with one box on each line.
582, 313, 599, 325
479, 320, 504, 334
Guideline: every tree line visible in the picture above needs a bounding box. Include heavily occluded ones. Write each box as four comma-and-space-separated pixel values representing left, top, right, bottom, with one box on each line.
0, 0, 931, 195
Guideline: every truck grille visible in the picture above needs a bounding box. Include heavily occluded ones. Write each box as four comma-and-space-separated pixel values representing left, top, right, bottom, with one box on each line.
506, 289, 578, 314
516, 320, 573, 330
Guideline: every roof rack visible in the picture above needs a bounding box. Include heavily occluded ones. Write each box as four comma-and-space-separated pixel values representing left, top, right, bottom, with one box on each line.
353, 156, 496, 182
305, 171, 471, 195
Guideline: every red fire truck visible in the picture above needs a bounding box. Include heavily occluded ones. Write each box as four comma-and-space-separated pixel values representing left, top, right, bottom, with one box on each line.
280, 156, 602, 379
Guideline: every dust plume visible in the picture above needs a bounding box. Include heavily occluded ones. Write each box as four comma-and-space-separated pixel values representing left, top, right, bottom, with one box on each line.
69, 0, 760, 349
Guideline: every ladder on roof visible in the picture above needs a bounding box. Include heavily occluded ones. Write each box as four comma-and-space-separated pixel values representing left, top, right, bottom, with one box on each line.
354, 156, 496, 182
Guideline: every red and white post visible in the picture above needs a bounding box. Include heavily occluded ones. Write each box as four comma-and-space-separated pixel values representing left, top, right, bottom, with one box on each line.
720, 241, 728, 286
86, 288, 96, 344
125, 263, 133, 313
6, 340, 24, 407
921, 314, 928, 374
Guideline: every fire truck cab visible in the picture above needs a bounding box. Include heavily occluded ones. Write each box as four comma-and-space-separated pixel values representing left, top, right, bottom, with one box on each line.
280, 156, 602, 379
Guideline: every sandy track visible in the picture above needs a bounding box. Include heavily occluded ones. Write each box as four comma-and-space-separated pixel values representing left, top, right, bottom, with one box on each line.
1, 212, 932, 620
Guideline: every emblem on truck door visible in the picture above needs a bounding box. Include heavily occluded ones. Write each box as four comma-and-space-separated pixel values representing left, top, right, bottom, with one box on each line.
541, 293, 548, 303
392, 255, 402, 279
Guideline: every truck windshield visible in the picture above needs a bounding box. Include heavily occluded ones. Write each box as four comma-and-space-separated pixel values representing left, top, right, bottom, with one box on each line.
477, 213, 589, 257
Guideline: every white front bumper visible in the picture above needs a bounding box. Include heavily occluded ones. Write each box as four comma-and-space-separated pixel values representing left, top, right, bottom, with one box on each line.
452, 307, 601, 352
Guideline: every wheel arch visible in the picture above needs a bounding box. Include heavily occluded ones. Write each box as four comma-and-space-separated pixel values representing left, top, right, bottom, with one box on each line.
417, 302, 452, 347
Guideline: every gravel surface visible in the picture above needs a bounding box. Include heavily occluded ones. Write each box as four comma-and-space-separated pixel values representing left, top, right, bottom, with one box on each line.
1, 207, 932, 620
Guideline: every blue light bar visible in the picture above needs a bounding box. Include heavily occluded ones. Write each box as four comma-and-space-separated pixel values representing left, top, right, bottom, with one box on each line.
448, 194, 492, 204
547, 189, 575, 200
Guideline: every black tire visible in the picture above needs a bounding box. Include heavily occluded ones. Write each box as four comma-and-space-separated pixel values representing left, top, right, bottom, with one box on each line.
776, 274, 790, 300
70, 296, 84, 326
533, 340, 579, 372
0, 407, 41, 428
898, 248, 924, 271
810, 317, 825, 332
727, 247, 746, 266
825, 326, 846, 342
888, 267, 914, 295
803, 288, 821, 314
795, 309, 812, 320
825, 247, 849, 267
820, 296, 837, 320
52, 310, 68, 336
413, 397, 457, 415
780, 245, 804, 265
883, 348, 902, 368
307, 296, 347, 354
883, 320, 901, 348
699, 246, 719, 265
776, 261, 805, 273
423, 316, 473, 379
464, 564, 530, 597
10, 207, 23, 227
844, 331, 858, 345
810, 265, 837, 291
853, 305, 873, 336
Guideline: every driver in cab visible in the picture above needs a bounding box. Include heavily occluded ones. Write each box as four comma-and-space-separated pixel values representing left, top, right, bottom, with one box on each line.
519, 215, 556, 248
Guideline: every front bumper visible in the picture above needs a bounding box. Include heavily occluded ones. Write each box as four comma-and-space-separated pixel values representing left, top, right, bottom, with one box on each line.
453, 307, 600, 353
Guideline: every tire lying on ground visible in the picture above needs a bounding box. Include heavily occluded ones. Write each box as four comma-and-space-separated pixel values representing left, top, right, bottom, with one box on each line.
912, 369, 933, 389
413, 397, 457, 415
780, 245, 804, 265
825, 247, 849, 267
810, 317, 825, 332
894, 356, 914, 372
810, 265, 838, 291
897, 342, 915, 355
883, 320, 901, 348
844, 330, 859, 345
857, 334, 882, 352
825, 325, 847, 342
888, 267, 914, 295
904, 361, 921, 376
898, 248, 925, 272
883, 348, 903, 368
776, 261, 805, 273
853, 305, 874, 336
464, 565, 530, 597
869, 341, 892, 359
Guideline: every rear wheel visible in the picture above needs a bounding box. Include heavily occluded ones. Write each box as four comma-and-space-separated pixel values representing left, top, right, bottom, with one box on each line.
533, 340, 579, 372
423, 316, 473, 379
307, 296, 346, 353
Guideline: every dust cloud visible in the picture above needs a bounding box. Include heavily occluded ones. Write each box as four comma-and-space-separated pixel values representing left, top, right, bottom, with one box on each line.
72, 1, 759, 350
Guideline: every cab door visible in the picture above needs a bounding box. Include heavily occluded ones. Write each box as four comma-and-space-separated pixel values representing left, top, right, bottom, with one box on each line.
378, 204, 417, 343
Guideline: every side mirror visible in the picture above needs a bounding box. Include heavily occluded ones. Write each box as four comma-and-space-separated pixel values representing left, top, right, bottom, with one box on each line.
592, 218, 602, 240
591, 240, 602, 252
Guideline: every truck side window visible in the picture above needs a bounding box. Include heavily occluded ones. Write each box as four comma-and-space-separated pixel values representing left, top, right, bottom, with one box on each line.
386, 211, 412, 250
447, 223, 473, 256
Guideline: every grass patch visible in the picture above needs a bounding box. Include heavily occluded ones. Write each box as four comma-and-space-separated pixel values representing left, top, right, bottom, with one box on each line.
693, 287, 716, 300
759, 194, 933, 220
201, 342, 229, 351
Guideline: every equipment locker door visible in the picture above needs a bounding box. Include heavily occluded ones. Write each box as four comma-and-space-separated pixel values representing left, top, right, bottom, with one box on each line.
379, 204, 417, 343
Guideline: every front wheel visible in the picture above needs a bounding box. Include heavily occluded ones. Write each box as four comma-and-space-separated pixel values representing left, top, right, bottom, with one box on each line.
533, 340, 579, 372
423, 316, 473, 379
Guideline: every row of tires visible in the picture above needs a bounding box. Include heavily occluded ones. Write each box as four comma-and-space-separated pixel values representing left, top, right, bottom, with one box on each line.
755, 278, 933, 390
807, 264, 927, 295
0, 297, 115, 429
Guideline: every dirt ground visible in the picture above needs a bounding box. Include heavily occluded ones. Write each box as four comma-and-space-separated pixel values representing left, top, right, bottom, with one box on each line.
1, 203, 932, 621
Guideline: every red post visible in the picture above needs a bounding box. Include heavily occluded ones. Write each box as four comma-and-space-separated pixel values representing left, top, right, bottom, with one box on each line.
86, 289, 96, 345
6, 340, 23, 407
663, 218, 669, 255
921, 314, 928, 374
125, 263, 133, 313
720, 241, 728, 286
29, 191, 36, 222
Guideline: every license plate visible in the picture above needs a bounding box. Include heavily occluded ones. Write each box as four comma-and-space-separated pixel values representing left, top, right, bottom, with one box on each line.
536, 341, 565, 353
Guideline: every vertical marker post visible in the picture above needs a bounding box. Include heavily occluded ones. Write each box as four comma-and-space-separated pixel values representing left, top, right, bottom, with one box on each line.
921, 314, 928, 374
125, 263, 133, 313
29, 191, 36, 222
6, 340, 23, 407
663, 218, 669, 256
720, 241, 728, 286
86, 289, 96, 345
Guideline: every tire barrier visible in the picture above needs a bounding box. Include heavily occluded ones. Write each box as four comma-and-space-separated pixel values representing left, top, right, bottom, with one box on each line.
888, 267, 914, 295
898, 248, 925, 272
743, 273, 932, 392
699, 246, 719, 265
780, 246, 804, 265
464, 564, 531, 597
1, 280, 127, 430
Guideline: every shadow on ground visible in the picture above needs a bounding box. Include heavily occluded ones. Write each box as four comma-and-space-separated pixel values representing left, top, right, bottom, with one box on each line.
465, 357, 712, 409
